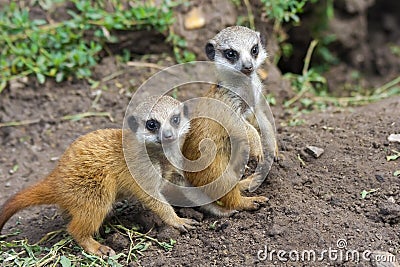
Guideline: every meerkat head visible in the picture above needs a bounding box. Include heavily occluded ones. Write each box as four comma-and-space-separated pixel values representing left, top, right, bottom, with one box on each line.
127, 96, 189, 147
205, 26, 267, 76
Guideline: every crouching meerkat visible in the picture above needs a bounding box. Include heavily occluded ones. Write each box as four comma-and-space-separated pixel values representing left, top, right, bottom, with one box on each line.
182, 26, 277, 213
0, 95, 198, 257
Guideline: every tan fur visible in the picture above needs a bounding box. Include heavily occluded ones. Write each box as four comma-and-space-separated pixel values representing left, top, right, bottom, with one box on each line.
182, 26, 277, 213
182, 85, 268, 212
0, 97, 197, 257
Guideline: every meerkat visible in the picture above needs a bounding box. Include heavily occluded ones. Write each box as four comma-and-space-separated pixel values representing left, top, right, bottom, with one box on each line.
182, 26, 277, 213
0, 95, 198, 257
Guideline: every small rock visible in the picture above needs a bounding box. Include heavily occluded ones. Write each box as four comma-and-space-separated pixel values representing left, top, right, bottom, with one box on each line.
267, 224, 284, 237
184, 7, 205, 30
375, 174, 385, 183
379, 203, 400, 224
9, 77, 28, 91
31, 145, 43, 153
387, 197, 396, 204
305, 145, 325, 158
372, 142, 380, 149
388, 134, 400, 143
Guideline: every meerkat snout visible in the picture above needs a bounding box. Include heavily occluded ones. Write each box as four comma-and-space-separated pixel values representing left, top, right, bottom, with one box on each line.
162, 129, 173, 140
241, 60, 254, 75
160, 127, 178, 144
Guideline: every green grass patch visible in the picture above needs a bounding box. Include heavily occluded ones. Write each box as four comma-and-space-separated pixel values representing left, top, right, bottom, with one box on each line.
0, 0, 194, 93
260, 0, 318, 24
0, 223, 176, 266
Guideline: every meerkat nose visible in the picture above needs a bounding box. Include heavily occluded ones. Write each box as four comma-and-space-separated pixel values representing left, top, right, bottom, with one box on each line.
241, 64, 254, 75
162, 130, 174, 140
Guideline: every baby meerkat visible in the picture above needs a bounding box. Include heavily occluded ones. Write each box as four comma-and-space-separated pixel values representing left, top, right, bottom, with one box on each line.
182, 26, 277, 213
0, 95, 198, 257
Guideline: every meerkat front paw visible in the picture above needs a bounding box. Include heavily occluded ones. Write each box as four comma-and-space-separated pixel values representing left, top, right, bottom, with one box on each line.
248, 131, 264, 162
168, 217, 200, 233
96, 245, 116, 258
253, 145, 265, 162
82, 240, 116, 258
238, 173, 260, 191
240, 196, 268, 211
245, 122, 265, 162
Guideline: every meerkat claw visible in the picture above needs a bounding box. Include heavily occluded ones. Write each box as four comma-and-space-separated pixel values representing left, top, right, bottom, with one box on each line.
254, 196, 268, 206
228, 210, 239, 217
94, 245, 116, 258
182, 218, 201, 228
171, 218, 199, 232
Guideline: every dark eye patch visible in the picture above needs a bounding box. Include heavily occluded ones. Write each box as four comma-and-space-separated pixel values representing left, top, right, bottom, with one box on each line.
127, 115, 138, 132
171, 115, 180, 126
224, 49, 238, 62
145, 119, 160, 132
251, 44, 259, 57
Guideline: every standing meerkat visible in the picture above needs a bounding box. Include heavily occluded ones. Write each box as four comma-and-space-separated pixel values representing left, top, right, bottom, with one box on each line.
0, 95, 198, 257
182, 26, 277, 213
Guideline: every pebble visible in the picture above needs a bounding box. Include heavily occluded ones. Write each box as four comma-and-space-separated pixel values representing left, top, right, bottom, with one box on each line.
267, 224, 284, 236
372, 142, 380, 149
9, 77, 28, 90
375, 174, 385, 183
184, 7, 205, 30
379, 203, 400, 224
388, 134, 400, 143
387, 196, 396, 204
305, 145, 325, 158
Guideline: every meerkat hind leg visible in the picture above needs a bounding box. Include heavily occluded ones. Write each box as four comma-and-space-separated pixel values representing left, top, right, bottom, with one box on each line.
67, 207, 115, 257
238, 175, 256, 192
141, 193, 200, 232
156, 202, 200, 232
220, 185, 267, 211
245, 122, 264, 162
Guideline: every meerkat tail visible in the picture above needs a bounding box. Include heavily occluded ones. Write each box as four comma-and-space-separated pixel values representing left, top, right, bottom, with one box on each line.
0, 178, 54, 231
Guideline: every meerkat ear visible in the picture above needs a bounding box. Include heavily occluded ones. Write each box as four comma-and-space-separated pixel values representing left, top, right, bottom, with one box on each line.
205, 40, 216, 60
183, 104, 189, 117
257, 31, 266, 47
127, 115, 138, 132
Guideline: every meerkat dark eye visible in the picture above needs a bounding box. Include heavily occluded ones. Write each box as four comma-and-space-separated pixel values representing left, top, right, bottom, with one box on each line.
171, 115, 180, 126
145, 119, 160, 132
251, 44, 259, 57
224, 49, 238, 61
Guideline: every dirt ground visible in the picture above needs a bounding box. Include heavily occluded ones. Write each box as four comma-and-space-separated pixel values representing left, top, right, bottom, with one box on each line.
1, 0, 400, 266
